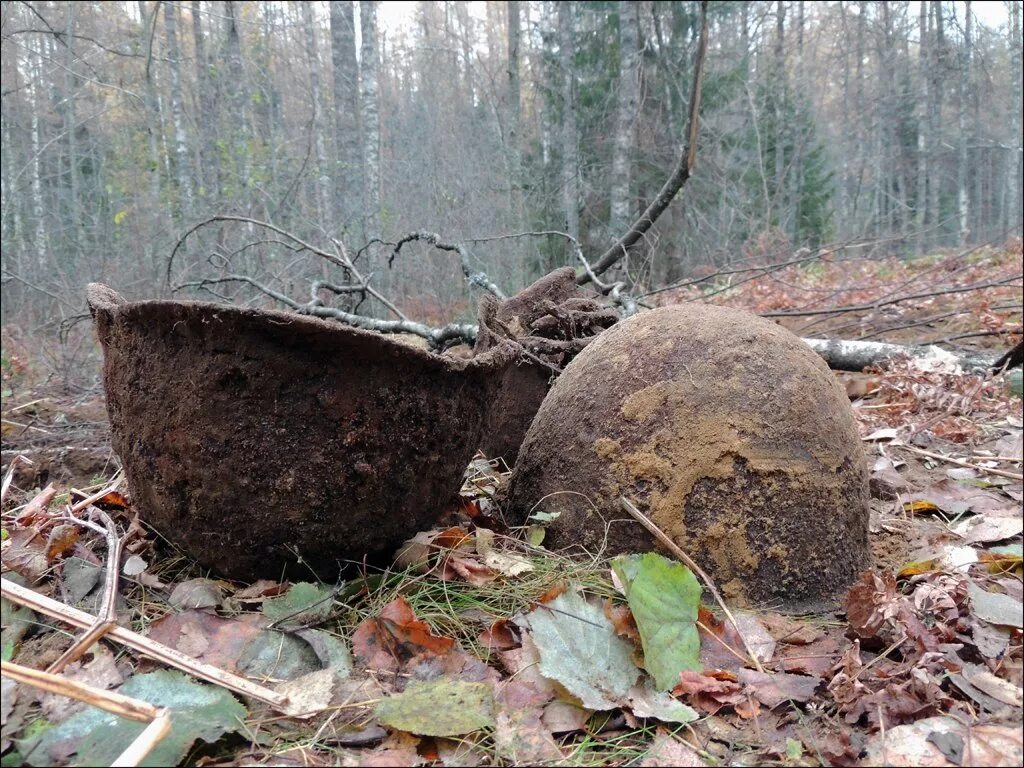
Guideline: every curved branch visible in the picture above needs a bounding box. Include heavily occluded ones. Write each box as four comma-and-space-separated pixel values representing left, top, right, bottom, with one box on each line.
388, 231, 506, 299
579, 0, 709, 285
167, 215, 346, 284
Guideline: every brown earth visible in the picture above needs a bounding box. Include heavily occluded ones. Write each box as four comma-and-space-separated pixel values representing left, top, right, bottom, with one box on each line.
87, 283, 519, 581
503, 303, 871, 609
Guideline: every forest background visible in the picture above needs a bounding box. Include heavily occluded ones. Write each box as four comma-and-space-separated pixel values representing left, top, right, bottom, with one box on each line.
1, 0, 1022, 369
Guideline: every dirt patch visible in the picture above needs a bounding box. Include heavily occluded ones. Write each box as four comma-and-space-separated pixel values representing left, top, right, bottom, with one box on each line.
503, 304, 870, 609
87, 283, 519, 582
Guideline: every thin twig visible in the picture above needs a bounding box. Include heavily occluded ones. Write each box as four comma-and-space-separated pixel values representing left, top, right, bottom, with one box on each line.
619, 497, 766, 673
47, 510, 123, 673
0, 578, 289, 710
893, 444, 1024, 481
580, 0, 709, 283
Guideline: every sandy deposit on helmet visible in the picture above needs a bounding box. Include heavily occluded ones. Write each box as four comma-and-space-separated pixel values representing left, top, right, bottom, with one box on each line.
504, 303, 869, 608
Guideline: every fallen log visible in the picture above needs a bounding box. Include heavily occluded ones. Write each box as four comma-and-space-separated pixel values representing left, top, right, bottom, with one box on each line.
801, 337, 996, 373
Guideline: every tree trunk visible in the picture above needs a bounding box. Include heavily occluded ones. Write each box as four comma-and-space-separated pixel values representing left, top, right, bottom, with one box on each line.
329, 1, 359, 223
301, 1, 331, 228
558, 2, 579, 252
957, 0, 971, 245
164, 1, 192, 218
507, 0, 522, 221
773, 0, 786, 225
802, 337, 994, 373
223, 1, 248, 193
64, 2, 80, 248
360, 0, 381, 235
915, 0, 929, 251
191, 1, 218, 204
929, 0, 944, 235
609, 0, 640, 241
1012, 0, 1023, 235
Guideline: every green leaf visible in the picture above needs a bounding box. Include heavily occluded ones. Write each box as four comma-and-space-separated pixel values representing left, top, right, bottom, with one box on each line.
786, 737, 804, 760
525, 589, 639, 710
375, 679, 495, 736
112, 209, 129, 226
611, 553, 701, 690
237, 631, 321, 681
22, 671, 246, 767
1006, 369, 1023, 399
261, 582, 335, 624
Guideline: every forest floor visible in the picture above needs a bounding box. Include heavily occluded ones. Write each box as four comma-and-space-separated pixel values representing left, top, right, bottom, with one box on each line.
1, 247, 1022, 767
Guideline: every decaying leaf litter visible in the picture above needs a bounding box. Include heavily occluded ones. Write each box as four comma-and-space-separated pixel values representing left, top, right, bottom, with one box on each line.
2, 248, 1022, 768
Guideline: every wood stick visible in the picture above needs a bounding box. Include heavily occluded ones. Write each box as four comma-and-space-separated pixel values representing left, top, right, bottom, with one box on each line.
1, 577, 289, 709
48, 511, 122, 673
895, 444, 1024, 481
1, 659, 159, 721
113, 710, 173, 768
619, 497, 766, 673
3, 660, 173, 768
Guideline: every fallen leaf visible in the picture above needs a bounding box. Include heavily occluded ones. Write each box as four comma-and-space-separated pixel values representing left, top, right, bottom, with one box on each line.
863, 715, 1024, 767
960, 662, 1023, 708
15, 484, 57, 525
639, 732, 707, 767
40, 648, 123, 722
121, 555, 147, 577
524, 589, 640, 710
844, 570, 900, 639
351, 597, 456, 676
493, 680, 561, 763
442, 552, 496, 586
278, 668, 337, 717
625, 684, 698, 724
238, 630, 322, 681
233, 579, 286, 601
970, 616, 1012, 658
673, 669, 748, 715
168, 578, 224, 610
477, 618, 519, 652
1, 573, 35, 659
953, 515, 1024, 544
147, 610, 264, 672
22, 670, 246, 768
61, 557, 103, 605
604, 599, 641, 642
735, 669, 821, 708
45, 524, 79, 561
611, 553, 701, 690
541, 699, 588, 734
261, 581, 335, 624
375, 679, 495, 736
979, 544, 1023, 576
968, 583, 1024, 628
2, 527, 48, 584
475, 528, 534, 577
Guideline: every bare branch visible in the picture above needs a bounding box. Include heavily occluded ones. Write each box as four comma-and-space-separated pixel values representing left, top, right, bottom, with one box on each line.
579, 0, 709, 285
760, 275, 1022, 318
174, 275, 476, 349
167, 215, 347, 284
388, 231, 506, 299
